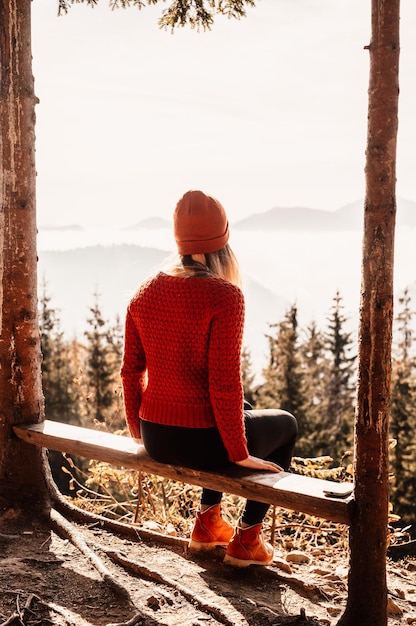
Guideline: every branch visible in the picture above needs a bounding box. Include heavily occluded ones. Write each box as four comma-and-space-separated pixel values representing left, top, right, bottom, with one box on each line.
57, 0, 256, 32
0, 593, 38, 626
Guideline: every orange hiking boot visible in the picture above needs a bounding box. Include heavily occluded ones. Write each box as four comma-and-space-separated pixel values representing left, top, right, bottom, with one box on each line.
189, 504, 234, 551
223, 523, 274, 567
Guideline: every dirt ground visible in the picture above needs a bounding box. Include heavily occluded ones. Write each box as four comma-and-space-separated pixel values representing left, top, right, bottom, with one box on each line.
1, 506, 416, 626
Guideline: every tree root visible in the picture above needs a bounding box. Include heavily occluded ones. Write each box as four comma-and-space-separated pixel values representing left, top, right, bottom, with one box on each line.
0, 592, 88, 626
268, 564, 331, 600
388, 539, 416, 560
51, 487, 328, 603
106, 614, 145, 626
0, 593, 37, 626
50, 508, 132, 601
105, 548, 238, 626
0, 532, 20, 540
47, 472, 330, 609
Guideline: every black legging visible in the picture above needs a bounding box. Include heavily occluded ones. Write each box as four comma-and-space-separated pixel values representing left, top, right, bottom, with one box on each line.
140, 409, 298, 526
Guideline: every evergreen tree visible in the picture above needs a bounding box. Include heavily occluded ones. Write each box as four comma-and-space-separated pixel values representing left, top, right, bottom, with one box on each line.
240, 345, 257, 408
257, 304, 307, 422
39, 280, 57, 383
296, 320, 330, 458
108, 314, 124, 363
84, 293, 116, 426
390, 288, 416, 530
319, 291, 356, 461
107, 314, 126, 431
38, 285, 83, 493
39, 284, 80, 425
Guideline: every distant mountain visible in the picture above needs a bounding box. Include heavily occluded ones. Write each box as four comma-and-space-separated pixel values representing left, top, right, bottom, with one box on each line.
232, 197, 416, 232
233, 206, 338, 231
38, 197, 416, 236
334, 197, 416, 230
124, 217, 171, 230
38, 244, 170, 335
242, 276, 289, 373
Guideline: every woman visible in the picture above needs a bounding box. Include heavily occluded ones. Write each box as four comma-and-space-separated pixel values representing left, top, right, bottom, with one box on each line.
121, 190, 298, 567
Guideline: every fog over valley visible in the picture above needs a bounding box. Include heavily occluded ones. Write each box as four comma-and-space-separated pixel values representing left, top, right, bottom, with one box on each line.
38, 200, 416, 377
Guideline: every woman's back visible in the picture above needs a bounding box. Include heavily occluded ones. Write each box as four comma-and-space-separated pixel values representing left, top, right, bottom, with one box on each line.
122, 271, 245, 433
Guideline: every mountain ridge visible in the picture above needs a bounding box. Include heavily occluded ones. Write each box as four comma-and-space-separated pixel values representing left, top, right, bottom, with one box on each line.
38, 197, 416, 234
232, 197, 416, 231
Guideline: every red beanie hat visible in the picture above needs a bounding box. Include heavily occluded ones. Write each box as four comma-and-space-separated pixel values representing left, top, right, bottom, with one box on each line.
174, 190, 229, 255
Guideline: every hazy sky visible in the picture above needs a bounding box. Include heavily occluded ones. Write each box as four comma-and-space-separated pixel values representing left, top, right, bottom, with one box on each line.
32, 0, 416, 228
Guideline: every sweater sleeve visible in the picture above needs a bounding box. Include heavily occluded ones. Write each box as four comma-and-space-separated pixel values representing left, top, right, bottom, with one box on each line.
120, 308, 147, 438
208, 285, 249, 462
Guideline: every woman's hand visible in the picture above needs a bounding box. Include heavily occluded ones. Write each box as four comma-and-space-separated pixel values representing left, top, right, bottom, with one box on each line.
235, 455, 283, 472
133, 437, 143, 445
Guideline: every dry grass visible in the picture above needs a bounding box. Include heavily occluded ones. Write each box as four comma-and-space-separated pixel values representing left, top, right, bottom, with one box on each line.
58, 453, 357, 552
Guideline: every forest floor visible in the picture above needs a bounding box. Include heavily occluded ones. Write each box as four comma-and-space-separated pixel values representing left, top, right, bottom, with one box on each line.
1, 505, 416, 626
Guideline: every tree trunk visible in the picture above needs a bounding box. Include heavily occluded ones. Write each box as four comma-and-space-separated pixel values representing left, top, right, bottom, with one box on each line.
337, 1, 400, 625
0, 0, 50, 514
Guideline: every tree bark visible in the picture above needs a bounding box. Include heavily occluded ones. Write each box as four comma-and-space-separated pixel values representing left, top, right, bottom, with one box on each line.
337, 1, 400, 625
0, 0, 50, 514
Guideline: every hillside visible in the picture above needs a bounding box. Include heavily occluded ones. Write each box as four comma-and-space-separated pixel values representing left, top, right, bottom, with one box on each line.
38, 244, 169, 335
38, 244, 287, 375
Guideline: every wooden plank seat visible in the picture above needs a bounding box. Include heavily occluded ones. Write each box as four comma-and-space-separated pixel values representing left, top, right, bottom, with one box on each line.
13, 420, 354, 525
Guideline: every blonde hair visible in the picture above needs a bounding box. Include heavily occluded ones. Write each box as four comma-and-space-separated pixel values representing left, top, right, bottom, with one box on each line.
168, 244, 241, 288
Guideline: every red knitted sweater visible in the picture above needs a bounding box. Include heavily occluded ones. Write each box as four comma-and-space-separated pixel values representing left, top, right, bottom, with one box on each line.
120, 272, 249, 462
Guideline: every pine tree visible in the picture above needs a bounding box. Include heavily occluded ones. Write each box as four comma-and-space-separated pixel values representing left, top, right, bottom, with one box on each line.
390, 288, 416, 529
83, 293, 116, 426
296, 320, 330, 458
240, 345, 257, 408
319, 291, 356, 461
257, 304, 307, 422
39, 284, 80, 425
108, 314, 124, 363
39, 280, 56, 383
107, 314, 126, 431
38, 285, 83, 493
